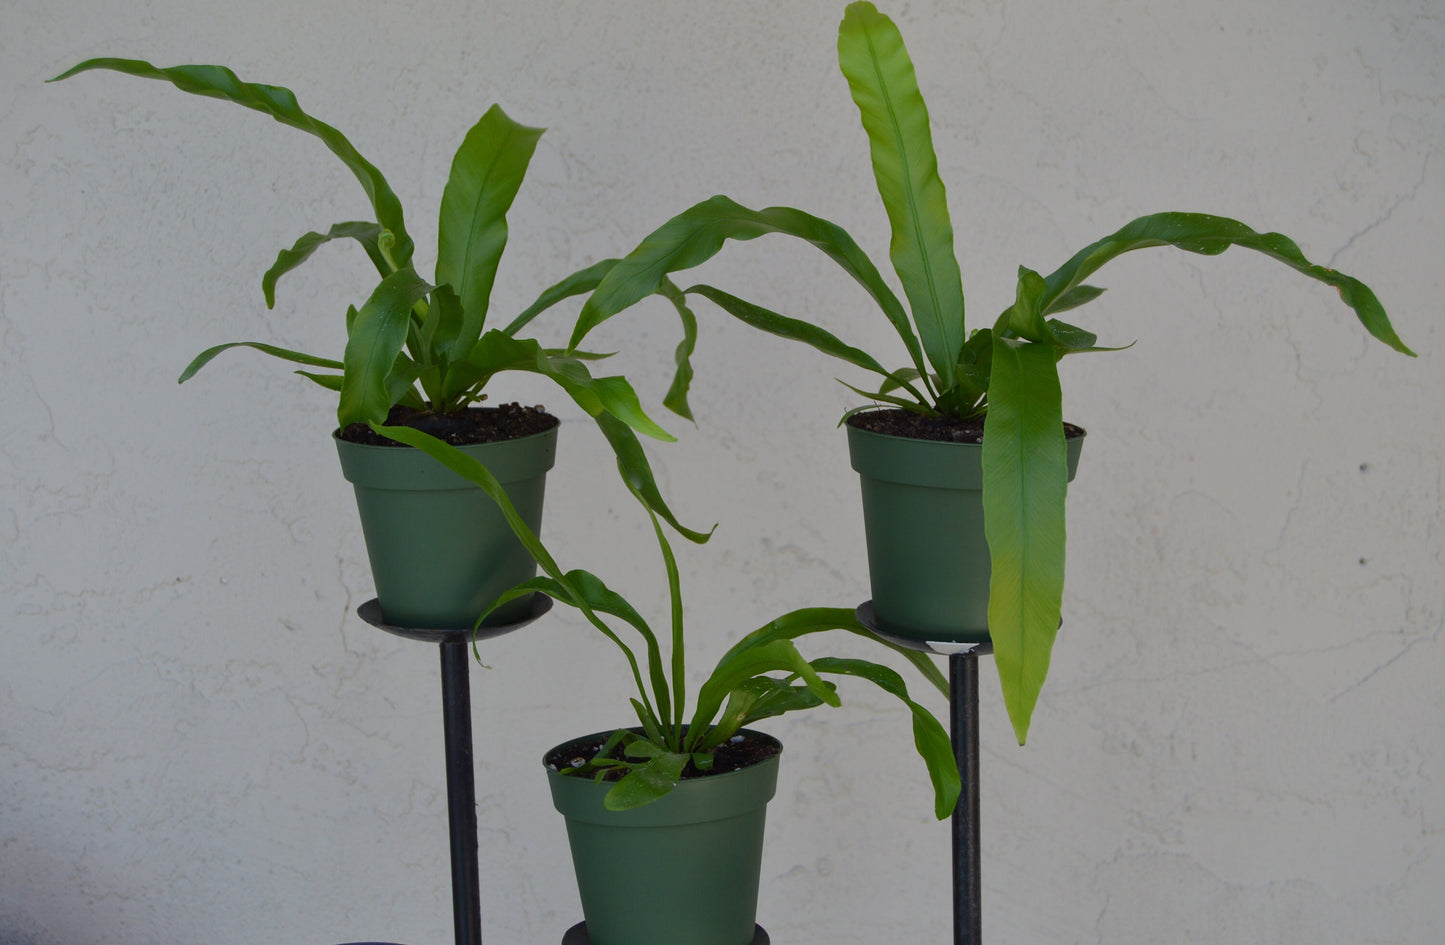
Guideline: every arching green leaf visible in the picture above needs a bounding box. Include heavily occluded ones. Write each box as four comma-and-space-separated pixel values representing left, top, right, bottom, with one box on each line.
263, 221, 386, 308
810, 657, 959, 819
1039, 212, 1413, 355
178, 341, 338, 383
51, 59, 414, 267
570, 196, 928, 386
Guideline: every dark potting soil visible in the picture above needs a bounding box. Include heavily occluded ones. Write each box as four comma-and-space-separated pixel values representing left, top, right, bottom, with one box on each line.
544, 729, 782, 782
846, 408, 1084, 443
338, 403, 560, 447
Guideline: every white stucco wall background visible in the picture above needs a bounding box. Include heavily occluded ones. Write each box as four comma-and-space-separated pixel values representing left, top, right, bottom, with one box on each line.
3, 1, 1442, 943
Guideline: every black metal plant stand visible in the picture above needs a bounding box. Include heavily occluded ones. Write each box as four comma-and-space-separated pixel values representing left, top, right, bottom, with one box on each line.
357, 594, 553, 945
857, 601, 986, 945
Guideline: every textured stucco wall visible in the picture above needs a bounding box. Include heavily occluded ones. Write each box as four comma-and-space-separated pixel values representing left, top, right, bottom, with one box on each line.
3, 1, 1442, 943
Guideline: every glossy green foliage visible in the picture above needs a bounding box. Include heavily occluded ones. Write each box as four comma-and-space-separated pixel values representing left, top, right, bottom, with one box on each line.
436, 106, 543, 334
378, 424, 959, 817
559, 1, 1414, 742
838, 0, 964, 389
53, 57, 705, 543
982, 340, 1068, 745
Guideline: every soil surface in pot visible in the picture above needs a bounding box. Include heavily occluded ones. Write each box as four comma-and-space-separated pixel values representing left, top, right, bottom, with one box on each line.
847, 408, 1084, 443
339, 403, 559, 446
545, 730, 781, 781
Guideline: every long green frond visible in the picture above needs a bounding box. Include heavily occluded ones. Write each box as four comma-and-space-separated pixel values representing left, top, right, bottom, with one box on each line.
839, 2, 965, 385
51, 58, 414, 267
982, 339, 1068, 744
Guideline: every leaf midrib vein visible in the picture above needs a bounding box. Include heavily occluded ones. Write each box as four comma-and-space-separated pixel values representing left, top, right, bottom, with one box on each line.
455, 123, 519, 316
861, 20, 949, 374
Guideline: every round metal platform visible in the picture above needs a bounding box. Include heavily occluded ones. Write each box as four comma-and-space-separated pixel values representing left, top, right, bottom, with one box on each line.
853, 600, 993, 657
357, 592, 553, 644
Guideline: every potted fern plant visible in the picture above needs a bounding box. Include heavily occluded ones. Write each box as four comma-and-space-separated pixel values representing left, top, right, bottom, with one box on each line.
377, 423, 959, 945
547, 1, 1415, 742
51, 59, 706, 630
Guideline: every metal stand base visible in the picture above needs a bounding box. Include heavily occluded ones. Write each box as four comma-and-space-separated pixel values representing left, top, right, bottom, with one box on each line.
359, 595, 552, 945
856, 601, 984, 945
561, 924, 770, 944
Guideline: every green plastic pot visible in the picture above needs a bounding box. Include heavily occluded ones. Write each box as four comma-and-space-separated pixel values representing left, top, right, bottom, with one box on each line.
847, 423, 1084, 644
334, 424, 557, 630
545, 731, 780, 945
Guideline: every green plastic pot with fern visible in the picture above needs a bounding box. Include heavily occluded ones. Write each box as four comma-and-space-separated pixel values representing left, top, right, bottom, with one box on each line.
552, 1, 1416, 743
377, 422, 961, 945
52, 58, 708, 627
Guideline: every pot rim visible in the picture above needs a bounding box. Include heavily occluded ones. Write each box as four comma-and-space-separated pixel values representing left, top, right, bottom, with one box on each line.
844, 406, 1087, 445
542, 727, 782, 771
331, 418, 561, 450
847, 414, 1085, 489
335, 421, 558, 489
545, 728, 783, 827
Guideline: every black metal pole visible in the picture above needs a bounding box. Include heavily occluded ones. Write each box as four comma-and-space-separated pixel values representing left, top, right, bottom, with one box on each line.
950, 652, 982, 945
440, 640, 483, 945
359, 598, 549, 945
